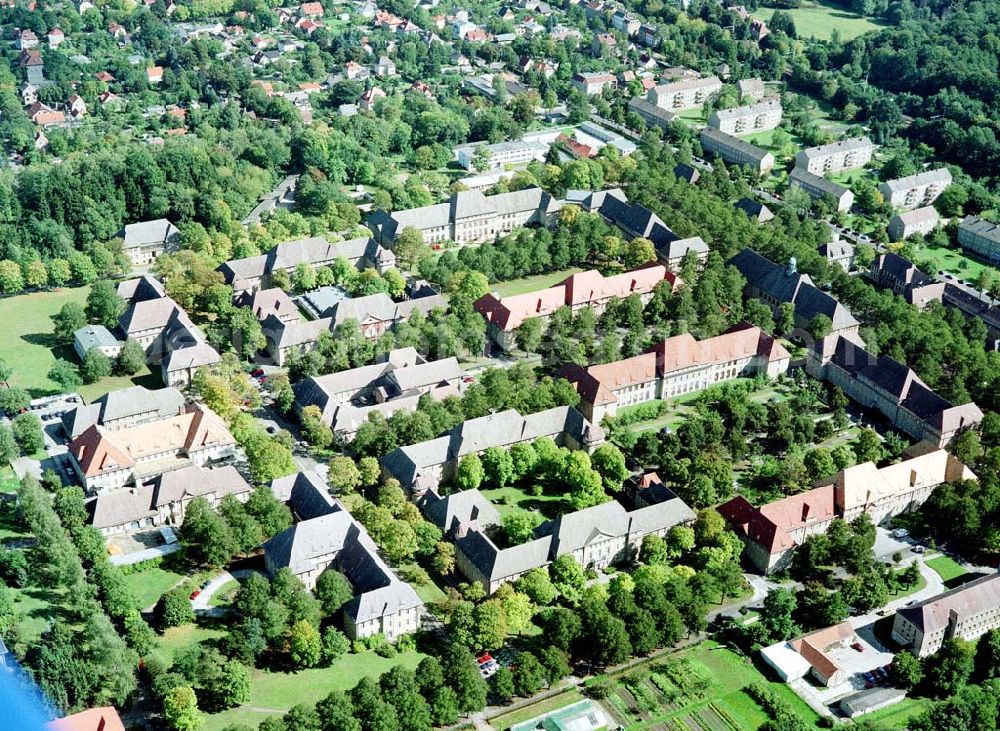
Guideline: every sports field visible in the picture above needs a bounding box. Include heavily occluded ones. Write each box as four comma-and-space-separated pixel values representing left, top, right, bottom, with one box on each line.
751, 0, 886, 41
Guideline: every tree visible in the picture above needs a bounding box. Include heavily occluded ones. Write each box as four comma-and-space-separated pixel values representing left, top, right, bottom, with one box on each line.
562, 451, 606, 509
0, 260, 24, 293
493, 666, 515, 703
481, 446, 515, 488
316, 690, 360, 731
315, 570, 353, 615
513, 652, 546, 696
502, 512, 542, 545
891, 650, 923, 691
550, 554, 586, 598
625, 237, 656, 268
807, 314, 832, 341
395, 227, 429, 268
351, 675, 399, 731
442, 642, 488, 713
380, 665, 432, 731
209, 661, 252, 710
179, 497, 236, 567
974, 628, 1000, 682
759, 588, 798, 644
0, 387, 29, 415
48, 359, 82, 391
432, 540, 456, 576
358, 457, 380, 487
292, 263, 317, 294
158, 587, 195, 628
300, 405, 333, 448
322, 627, 350, 665
803, 448, 836, 481
776, 302, 795, 335
86, 280, 126, 328
516, 568, 558, 605
163, 686, 202, 731
515, 317, 543, 354
328, 456, 361, 492
455, 453, 484, 491
80, 349, 112, 384
289, 620, 322, 669
48, 259, 71, 287
229, 307, 265, 361
53, 302, 87, 342
854, 428, 883, 463
924, 637, 974, 697
640, 534, 669, 564
11, 413, 44, 454
0, 425, 17, 465
590, 444, 628, 491
538, 606, 581, 651
116, 339, 146, 375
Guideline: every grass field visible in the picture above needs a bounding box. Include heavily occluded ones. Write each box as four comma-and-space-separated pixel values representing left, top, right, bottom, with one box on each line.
859, 696, 931, 729
0, 286, 159, 399
480, 485, 571, 521
0, 466, 20, 494
124, 565, 188, 610
926, 555, 968, 583
492, 267, 584, 298
200, 650, 428, 731
912, 242, 991, 282
208, 579, 240, 608
751, 0, 887, 41
492, 689, 586, 731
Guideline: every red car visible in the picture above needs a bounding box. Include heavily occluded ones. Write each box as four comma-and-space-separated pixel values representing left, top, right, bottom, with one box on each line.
189, 589, 201, 600
851, 642, 864, 652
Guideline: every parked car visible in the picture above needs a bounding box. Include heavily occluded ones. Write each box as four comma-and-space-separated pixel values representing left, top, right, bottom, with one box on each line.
851, 642, 864, 652
912, 545, 925, 554
189, 589, 201, 600
892, 528, 909, 539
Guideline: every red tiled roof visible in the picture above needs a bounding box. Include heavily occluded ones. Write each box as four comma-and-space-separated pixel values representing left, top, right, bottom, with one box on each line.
48, 707, 126, 731
719, 485, 836, 555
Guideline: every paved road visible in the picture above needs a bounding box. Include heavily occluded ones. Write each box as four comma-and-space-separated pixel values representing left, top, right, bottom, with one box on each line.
191, 568, 259, 615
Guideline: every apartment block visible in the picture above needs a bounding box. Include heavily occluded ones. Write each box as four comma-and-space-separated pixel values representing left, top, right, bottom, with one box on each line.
455, 139, 549, 171
627, 96, 678, 130
571, 71, 617, 96
795, 137, 874, 175
878, 168, 951, 210
647, 76, 722, 111
700, 127, 775, 174
958, 216, 1000, 266
707, 100, 782, 135
892, 572, 1000, 656
788, 168, 854, 212
888, 206, 939, 242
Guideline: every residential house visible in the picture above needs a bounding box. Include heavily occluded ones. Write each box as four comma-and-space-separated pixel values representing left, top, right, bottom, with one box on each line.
818, 240, 855, 273
737, 78, 765, 102
888, 206, 939, 242
374, 56, 397, 77
87, 464, 252, 535
116, 218, 181, 266
68, 404, 236, 493
243, 174, 299, 227
382, 406, 604, 495
957, 216, 1000, 266
264, 471, 423, 640
475, 264, 679, 351
218, 236, 395, 295
20, 50, 44, 85
28, 103, 66, 127
238, 288, 300, 324
421, 488, 501, 536
560, 323, 790, 421
892, 571, 1000, 656
612, 10, 641, 35
564, 188, 677, 253
878, 168, 951, 210
720, 445, 975, 572
699, 128, 774, 174
806, 333, 984, 447
571, 71, 617, 96
147, 66, 164, 84
788, 168, 854, 213
68, 94, 86, 117
47, 28, 64, 48
590, 32, 618, 58
795, 137, 875, 175
707, 100, 782, 135
17, 29, 38, 49
869, 252, 943, 310
368, 187, 562, 247
455, 139, 549, 171
655, 236, 709, 271
359, 86, 386, 111
647, 76, 722, 110
627, 96, 678, 131
21, 82, 38, 105
728, 249, 860, 335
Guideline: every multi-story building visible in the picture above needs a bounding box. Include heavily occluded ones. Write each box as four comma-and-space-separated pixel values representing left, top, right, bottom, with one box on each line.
737, 78, 766, 102
869, 252, 944, 310
264, 471, 423, 640
571, 71, 617, 96
888, 206, 939, 242
728, 250, 860, 336
656, 236, 710, 271
700, 128, 775, 174
474, 265, 680, 351
627, 96, 678, 131
707, 100, 782, 135
564, 188, 677, 251
720, 446, 975, 573
218, 236, 395, 296
892, 572, 1000, 656
264, 291, 446, 365
788, 168, 854, 212
795, 137, 875, 175
381, 407, 604, 495
368, 188, 562, 247
68, 404, 237, 493
61, 385, 185, 440
806, 333, 983, 447
647, 76, 722, 110
87, 464, 252, 536
454, 139, 549, 171
294, 349, 466, 440
878, 168, 951, 210
453, 488, 695, 594
958, 216, 1000, 266
115, 219, 181, 266
560, 323, 790, 422
818, 240, 855, 273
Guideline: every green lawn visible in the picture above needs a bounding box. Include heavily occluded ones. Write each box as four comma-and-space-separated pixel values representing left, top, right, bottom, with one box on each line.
0, 466, 20, 494
912, 242, 990, 282
751, 0, 887, 40
124, 565, 188, 610
492, 267, 584, 298
859, 696, 931, 729
12, 585, 70, 639
200, 650, 427, 731
208, 579, 240, 608
153, 621, 229, 667
0, 286, 159, 399
926, 555, 968, 583
492, 690, 586, 731
480, 485, 571, 521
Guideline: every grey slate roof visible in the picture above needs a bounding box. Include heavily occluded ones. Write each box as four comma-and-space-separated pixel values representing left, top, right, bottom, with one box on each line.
118, 218, 180, 249
271, 470, 336, 520
657, 236, 708, 261
728, 249, 859, 332
897, 571, 1000, 633
818, 240, 855, 261
74, 324, 120, 351
62, 385, 185, 439
710, 99, 780, 121
734, 198, 773, 222
699, 127, 773, 166
879, 167, 951, 193
788, 167, 851, 200
421, 488, 500, 532
117, 275, 166, 303
797, 136, 874, 160
959, 215, 1000, 244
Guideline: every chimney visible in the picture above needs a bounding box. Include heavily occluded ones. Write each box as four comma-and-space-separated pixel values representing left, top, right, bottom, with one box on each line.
786, 257, 797, 276
801, 502, 810, 522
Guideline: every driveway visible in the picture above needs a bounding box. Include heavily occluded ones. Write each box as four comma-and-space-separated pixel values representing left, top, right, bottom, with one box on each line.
191, 568, 260, 615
